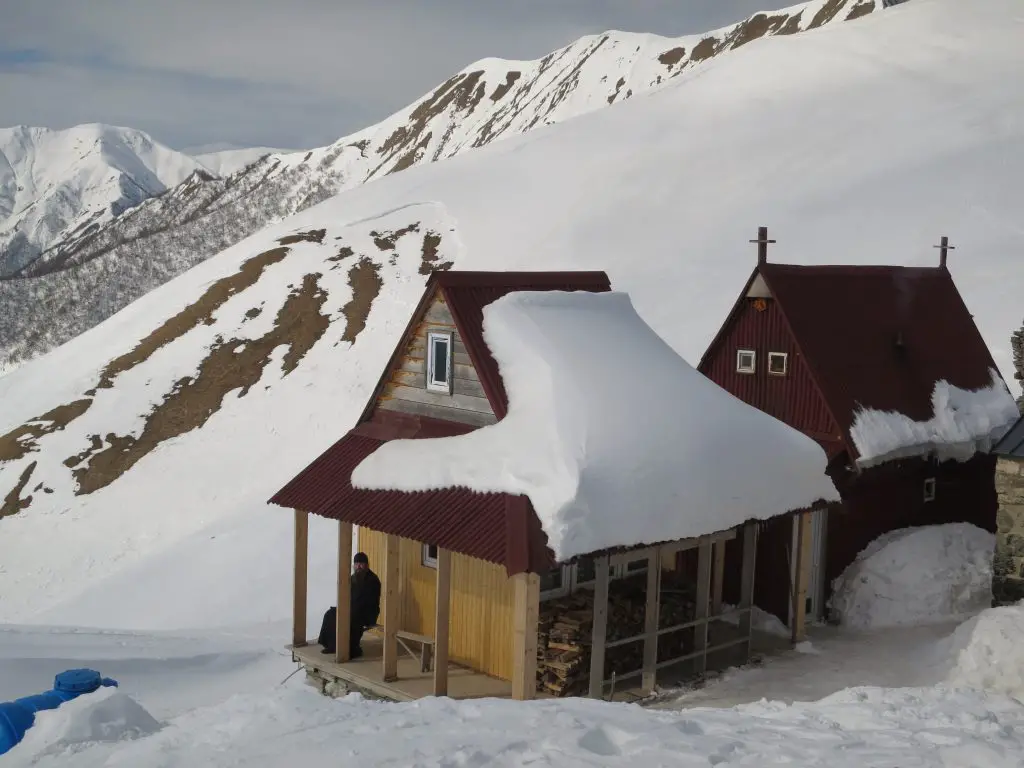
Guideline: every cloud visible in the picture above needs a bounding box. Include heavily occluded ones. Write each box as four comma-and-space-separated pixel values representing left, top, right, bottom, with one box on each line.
0, 0, 788, 150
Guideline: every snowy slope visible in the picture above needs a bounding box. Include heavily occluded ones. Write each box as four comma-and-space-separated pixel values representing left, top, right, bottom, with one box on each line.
1, 0, 1023, 631
0, 0, 882, 370
187, 144, 292, 176
0, 124, 206, 276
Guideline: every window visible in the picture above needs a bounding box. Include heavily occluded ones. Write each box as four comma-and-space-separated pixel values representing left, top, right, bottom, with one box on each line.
422, 543, 438, 568
736, 349, 756, 374
426, 331, 453, 393
768, 352, 788, 376
923, 478, 936, 503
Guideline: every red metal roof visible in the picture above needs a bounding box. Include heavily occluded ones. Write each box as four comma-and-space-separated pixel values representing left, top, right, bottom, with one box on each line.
272, 271, 611, 574
269, 410, 556, 574
701, 262, 1006, 461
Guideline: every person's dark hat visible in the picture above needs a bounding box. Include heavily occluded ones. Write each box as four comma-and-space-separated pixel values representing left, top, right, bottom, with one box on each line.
353, 552, 369, 564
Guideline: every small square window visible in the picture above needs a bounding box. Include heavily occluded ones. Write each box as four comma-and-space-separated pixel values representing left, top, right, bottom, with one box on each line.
426, 331, 453, 393
737, 349, 756, 374
923, 478, 936, 503
768, 352, 788, 376
422, 543, 438, 568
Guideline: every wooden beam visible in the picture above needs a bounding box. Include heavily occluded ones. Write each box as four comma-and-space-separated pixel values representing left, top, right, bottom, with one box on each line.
694, 538, 713, 675
641, 549, 662, 693
433, 547, 452, 696
335, 521, 353, 664
738, 523, 759, 658
791, 511, 813, 644
588, 555, 610, 699
292, 509, 309, 647
711, 539, 726, 616
382, 534, 401, 682
511, 572, 541, 700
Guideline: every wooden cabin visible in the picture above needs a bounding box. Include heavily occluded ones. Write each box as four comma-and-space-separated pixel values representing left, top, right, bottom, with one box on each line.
269, 270, 835, 702
699, 231, 1017, 627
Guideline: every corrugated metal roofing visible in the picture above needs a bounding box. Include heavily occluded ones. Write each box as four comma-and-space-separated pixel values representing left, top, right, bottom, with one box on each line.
994, 416, 1024, 458
272, 271, 613, 574
702, 263, 1006, 461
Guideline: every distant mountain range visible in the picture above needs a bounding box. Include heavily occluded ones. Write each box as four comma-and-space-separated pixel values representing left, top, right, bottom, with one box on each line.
0, 0, 884, 372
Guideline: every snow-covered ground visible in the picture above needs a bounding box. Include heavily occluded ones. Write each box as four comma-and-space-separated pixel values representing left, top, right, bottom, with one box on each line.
5, 606, 1024, 766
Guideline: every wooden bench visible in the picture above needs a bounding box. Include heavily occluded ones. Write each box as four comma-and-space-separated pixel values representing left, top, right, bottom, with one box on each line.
370, 626, 436, 673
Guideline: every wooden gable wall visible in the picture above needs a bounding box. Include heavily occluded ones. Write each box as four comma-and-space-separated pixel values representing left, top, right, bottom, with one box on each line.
374, 289, 497, 427
700, 297, 842, 453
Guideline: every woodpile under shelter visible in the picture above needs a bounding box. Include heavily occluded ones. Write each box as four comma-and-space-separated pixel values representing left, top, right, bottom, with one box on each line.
699, 231, 1021, 628
269, 269, 839, 702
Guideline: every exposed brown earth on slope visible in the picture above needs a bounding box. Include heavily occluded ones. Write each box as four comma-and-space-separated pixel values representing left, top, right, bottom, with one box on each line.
94, 247, 290, 391
657, 47, 687, 68
371, 224, 421, 251
726, 13, 792, 49
810, 0, 852, 28
69, 274, 331, 495
341, 258, 384, 344
0, 400, 93, 463
1, 461, 37, 518
278, 229, 327, 245
419, 232, 452, 275
846, 0, 875, 21
490, 72, 522, 101
690, 37, 718, 63
608, 77, 626, 105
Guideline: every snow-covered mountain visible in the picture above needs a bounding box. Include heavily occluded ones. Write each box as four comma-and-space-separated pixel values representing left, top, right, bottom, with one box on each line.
0, 124, 205, 277
185, 143, 293, 176
0, 0, 1020, 629
0, 0, 882, 372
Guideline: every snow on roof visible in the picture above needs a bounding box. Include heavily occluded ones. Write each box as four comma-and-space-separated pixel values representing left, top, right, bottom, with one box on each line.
352, 290, 839, 561
849, 368, 1019, 470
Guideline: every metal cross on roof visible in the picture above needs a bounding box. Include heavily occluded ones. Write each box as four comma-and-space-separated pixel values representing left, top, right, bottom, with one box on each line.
750, 226, 776, 265
934, 235, 956, 268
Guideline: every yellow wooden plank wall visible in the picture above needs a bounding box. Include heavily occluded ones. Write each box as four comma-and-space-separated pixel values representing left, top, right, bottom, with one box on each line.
360, 526, 515, 680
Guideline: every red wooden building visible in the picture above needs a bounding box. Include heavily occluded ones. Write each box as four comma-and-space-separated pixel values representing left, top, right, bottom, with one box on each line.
699, 232, 1012, 625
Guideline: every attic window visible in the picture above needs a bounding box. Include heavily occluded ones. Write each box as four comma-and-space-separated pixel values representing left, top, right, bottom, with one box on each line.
422, 543, 439, 569
768, 352, 788, 376
426, 331, 453, 393
736, 349, 756, 374
923, 477, 936, 503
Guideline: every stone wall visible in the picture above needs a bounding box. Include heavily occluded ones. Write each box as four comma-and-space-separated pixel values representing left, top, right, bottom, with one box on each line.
993, 458, 1024, 605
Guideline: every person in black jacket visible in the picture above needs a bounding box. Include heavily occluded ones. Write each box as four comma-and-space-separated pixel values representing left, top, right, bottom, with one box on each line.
318, 552, 382, 658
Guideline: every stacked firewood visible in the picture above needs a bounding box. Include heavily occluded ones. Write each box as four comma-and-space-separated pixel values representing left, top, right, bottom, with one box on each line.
536, 593, 592, 696
536, 570, 704, 696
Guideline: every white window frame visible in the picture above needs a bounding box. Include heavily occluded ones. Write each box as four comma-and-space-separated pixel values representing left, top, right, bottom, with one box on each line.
422, 543, 439, 569
736, 349, 756, 374
768, 351, 788, 376
923, 477, 936, 503
426, 331, 453, 393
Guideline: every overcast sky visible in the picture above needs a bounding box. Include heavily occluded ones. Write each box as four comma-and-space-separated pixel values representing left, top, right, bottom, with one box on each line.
1, 1, 785, 152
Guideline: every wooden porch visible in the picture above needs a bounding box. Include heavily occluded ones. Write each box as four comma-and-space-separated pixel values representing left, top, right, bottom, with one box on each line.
290, 635, 513, 701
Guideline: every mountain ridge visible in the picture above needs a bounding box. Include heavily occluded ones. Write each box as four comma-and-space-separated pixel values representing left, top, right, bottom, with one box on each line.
0, 0, 884, 373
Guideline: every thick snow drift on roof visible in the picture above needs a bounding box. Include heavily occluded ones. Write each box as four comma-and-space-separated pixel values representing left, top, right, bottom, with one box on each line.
829, 523, 995, 631
353, 291, 838, 561
849, 368, 1019, 469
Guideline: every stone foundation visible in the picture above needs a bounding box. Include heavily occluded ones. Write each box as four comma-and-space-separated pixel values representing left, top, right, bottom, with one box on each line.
993, 458, 1024, 606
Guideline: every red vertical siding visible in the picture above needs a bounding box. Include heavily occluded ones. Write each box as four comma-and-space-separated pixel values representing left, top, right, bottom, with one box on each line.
700, 298, 839, 447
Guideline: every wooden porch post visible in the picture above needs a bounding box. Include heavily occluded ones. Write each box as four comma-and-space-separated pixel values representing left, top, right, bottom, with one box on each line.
511, 572, 541, 700
791, 511, 813, 644
588, 555, 610, 699
694, 538, 713, 675
738, 523, 759, 658
292, 509, 309, 647
711, 541, 726, 615
641, 549, 662, 694
335, 521, 353, 663
382, 534, 401, 682
433, 547, 452, 696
